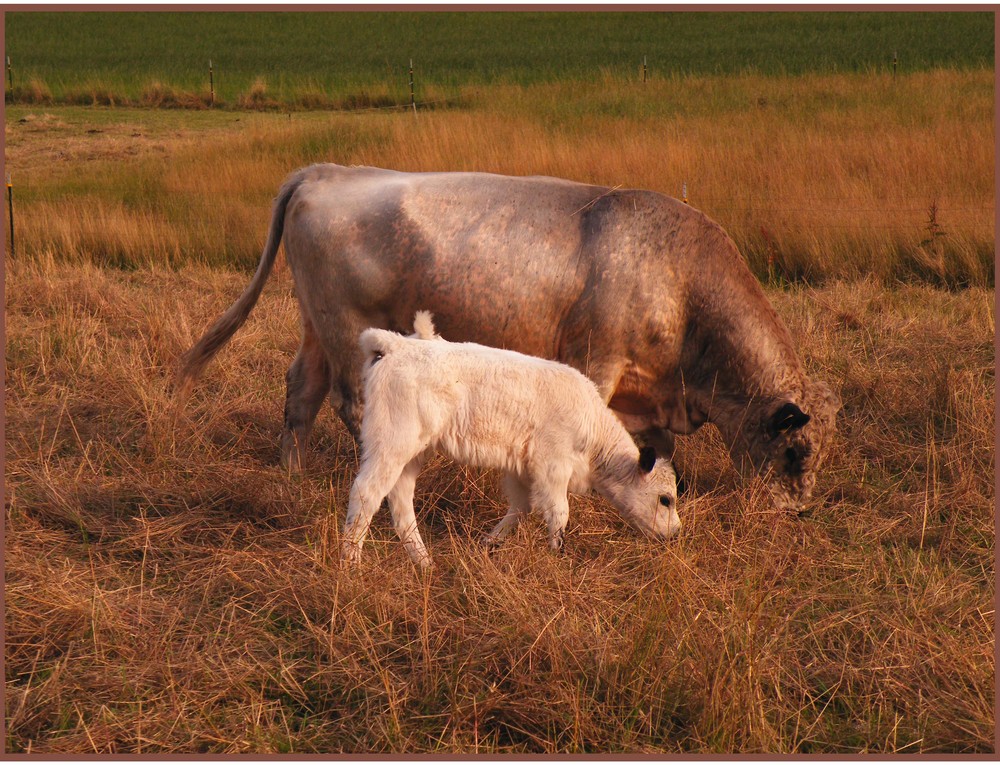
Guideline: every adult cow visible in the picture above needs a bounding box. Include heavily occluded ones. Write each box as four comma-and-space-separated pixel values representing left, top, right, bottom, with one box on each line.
179, 164, 840, 511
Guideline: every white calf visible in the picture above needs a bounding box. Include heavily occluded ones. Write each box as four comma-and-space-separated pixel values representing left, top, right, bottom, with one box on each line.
342, 312, 680, 568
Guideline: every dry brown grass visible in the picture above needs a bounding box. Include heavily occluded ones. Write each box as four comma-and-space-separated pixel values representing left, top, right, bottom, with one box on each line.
235, 78, 281, 112
6, 70, 993, 283
5, 253, 993, 753
139, 82, 213, 110
4, 78, 53, 105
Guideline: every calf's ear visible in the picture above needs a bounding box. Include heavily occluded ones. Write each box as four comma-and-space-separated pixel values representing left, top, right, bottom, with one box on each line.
768, 402, 810, 438
638, 446, 657, 473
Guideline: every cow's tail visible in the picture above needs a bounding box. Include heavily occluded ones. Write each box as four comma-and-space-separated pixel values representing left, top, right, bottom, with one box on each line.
176, 172, 303, 402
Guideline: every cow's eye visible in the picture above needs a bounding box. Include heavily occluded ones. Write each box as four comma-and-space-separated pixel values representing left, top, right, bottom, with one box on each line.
658, 496, 673, 508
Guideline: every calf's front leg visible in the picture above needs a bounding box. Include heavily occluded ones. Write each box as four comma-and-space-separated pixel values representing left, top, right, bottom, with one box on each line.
530, 468, 572, 553
483, 473, 531, 547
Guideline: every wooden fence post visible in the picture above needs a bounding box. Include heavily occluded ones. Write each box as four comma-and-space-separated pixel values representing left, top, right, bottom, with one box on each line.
209, 60, 215, 106
409, 59, 416, 114
7, 174, 15, 258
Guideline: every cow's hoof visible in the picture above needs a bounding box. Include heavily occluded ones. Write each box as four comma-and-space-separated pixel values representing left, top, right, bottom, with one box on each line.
549, 529, 566, 554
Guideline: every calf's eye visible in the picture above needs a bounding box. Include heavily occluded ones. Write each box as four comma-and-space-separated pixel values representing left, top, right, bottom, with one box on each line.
658, 496, 673, 508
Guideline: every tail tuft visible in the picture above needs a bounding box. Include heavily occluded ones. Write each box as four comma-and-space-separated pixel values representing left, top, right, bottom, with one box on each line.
412, 310, 437, 340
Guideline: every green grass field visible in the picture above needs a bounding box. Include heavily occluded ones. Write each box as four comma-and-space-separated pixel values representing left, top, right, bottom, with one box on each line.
5, 11, 994, 104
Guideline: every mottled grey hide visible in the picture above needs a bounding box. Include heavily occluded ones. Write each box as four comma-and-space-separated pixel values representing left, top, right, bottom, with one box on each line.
179, 164, 840, 510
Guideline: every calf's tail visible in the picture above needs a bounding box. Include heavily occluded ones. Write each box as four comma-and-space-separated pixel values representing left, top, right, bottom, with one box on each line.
411, 310, 437, 340
176, 173, 304, 401
359, 327, 407, 365
359, 311, 437, 365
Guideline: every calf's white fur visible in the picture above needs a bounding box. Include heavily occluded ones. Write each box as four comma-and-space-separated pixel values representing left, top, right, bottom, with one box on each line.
342, 312, 680, 569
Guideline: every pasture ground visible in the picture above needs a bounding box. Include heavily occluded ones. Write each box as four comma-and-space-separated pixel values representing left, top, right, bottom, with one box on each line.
4, 254, 994, 753
3, 57, 995, 752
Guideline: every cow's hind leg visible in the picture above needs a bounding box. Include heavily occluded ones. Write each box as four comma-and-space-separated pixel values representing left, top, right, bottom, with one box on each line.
281, 316, 332, 472
331, 373, 364, 443
318, 324, 366, 443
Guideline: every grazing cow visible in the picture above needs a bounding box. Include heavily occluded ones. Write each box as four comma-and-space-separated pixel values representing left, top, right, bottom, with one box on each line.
179, 164, 841, 511
342, 312, 679, 568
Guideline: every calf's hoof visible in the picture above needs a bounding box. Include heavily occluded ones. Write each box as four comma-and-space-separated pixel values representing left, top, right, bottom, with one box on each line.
414, 555, 433, 572
340, 541, 363, 566
549, 529, 566, 554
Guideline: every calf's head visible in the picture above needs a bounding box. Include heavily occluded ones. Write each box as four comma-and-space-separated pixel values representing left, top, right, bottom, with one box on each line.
751, 380, 842, 511
616, 446, 681, 540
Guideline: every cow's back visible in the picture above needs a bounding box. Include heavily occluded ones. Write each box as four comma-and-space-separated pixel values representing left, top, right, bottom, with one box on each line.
282, 164, 613, 358
280, 163, 799, 424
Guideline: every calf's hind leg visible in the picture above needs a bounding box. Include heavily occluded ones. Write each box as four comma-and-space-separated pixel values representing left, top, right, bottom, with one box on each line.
387, 455, 432, 569
342, 412, 427, 565
280, 316, 332, 472
342, 456, 407, 565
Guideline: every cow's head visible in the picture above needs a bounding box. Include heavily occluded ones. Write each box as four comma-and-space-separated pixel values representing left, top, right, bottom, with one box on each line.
725, 379, 841, 511
754, 380, 841, 511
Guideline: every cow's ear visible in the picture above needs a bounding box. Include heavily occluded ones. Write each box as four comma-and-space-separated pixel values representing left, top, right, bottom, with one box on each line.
638, 446, 657, 474
768, 402, 810, 437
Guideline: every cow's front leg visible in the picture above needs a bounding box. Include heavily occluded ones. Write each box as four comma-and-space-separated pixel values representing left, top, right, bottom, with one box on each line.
636, 427, 689, 495
637, 427, 676, 459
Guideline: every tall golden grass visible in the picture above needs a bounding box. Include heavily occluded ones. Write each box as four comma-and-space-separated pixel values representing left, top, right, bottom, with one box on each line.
7, 69, 993, 284
5, 252, 994, 752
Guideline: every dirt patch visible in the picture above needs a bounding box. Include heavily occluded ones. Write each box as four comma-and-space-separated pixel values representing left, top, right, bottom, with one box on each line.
3, 108, 245, 177
4, 112, 178, 175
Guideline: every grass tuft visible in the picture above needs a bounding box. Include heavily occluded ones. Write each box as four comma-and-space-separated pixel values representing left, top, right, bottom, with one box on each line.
236, 78, 280, 112
5, 77, 53, 105
139, 82, 213, 110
